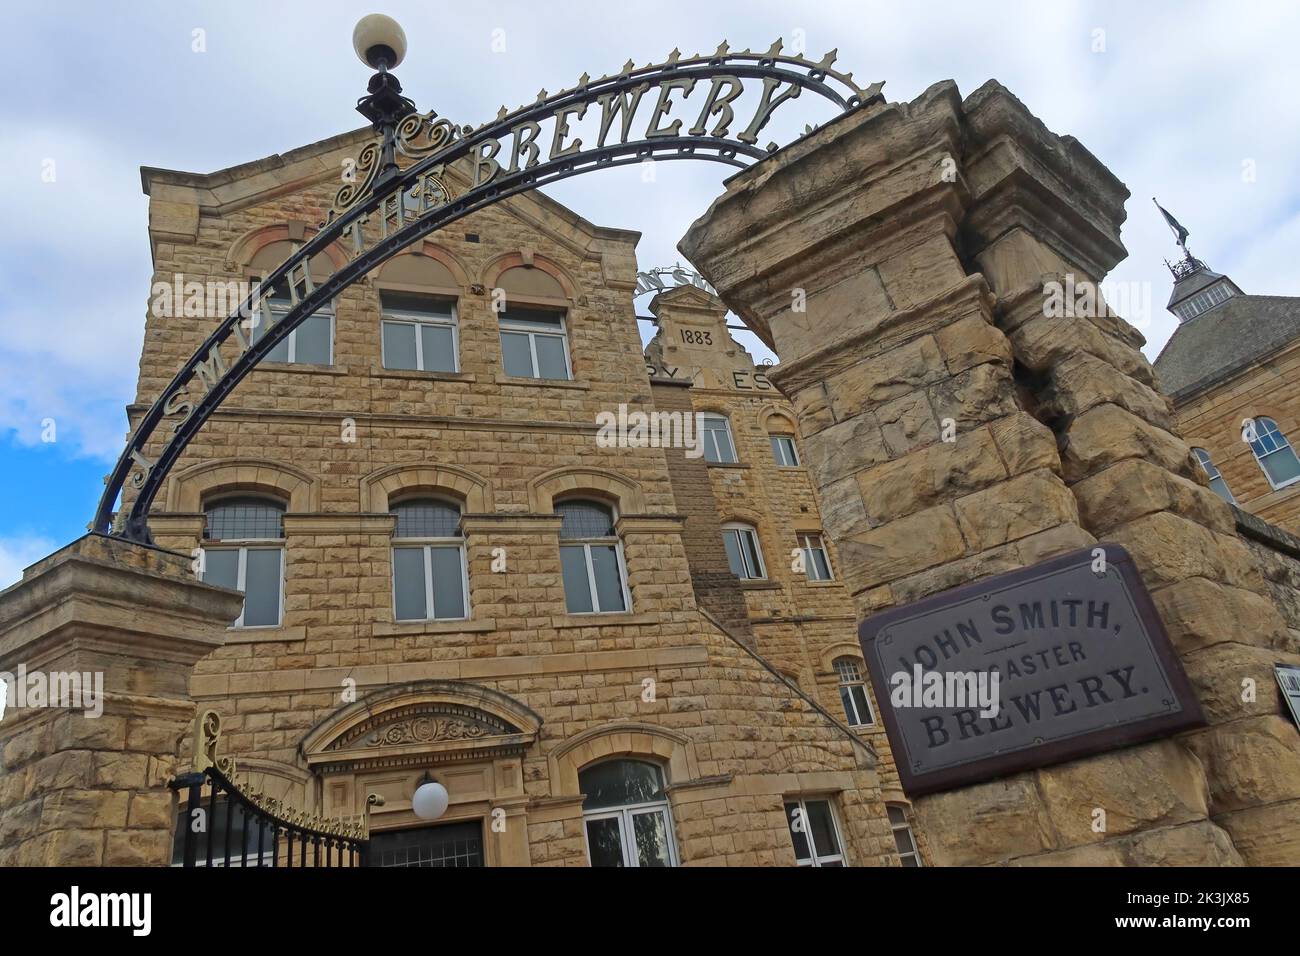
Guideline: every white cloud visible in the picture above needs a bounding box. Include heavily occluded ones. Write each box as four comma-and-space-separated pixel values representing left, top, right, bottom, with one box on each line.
0, 535, 56, 591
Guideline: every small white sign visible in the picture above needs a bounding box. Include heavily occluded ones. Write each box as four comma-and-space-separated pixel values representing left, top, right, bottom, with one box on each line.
1275, 663, 1300, 730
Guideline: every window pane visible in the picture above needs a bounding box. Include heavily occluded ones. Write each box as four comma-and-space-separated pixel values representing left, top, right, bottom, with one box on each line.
722, 531, 747, 578
393, 499, 461, 538
741, 531, 763, 578
785, 802, 812, 861
840, 684, 861, 725
900, 854, 921, 867
585, 817, 625, 867
420, 324, 457, 372
556, 500, 614, 539
393, 547, 428, 621
849, 685, 871, 725
295, 315, 332, 365
809, 547, 832, 581
500, 331, 534, 377
205, 498, 284, 540
590, 545, 626, 612
534, 334, 569, 380
265, 333, 291, 364
632, 810, 672, 867
202, 548, 239, 591
580, 760, 665, 809
805, 800, 840, 859
500, 307, 564, 330
560, 545, 594, 613
893, 827, 916, 856
1263, 449, 1300, 486
429, 546, 466, 619
382, 292, 454, 319
886, 806, 908, 826
242, 548, 281, 627
383, 322, 418, 370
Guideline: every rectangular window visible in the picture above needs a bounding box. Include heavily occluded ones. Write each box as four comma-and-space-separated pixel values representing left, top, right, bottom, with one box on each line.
785, 798, 846, 867
498, 307, 571, 380
381, 293, 458, 372
561, 543, 628, 614
251, 280, 334, 366
702, 415, 737, 464
798, 533, 833, 581
770, 435, 800, 467
392, 545, 468, 621
888, 805, 922, 867
369, 821, 485, 868
202, 546, 283, 628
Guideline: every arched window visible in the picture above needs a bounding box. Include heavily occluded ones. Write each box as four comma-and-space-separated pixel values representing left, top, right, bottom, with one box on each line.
391, 498, 468, 621
580, 760, 678, 867
1245, 417, 1300, 489
833, 656, 873, 727
722, 522, 765, 580
1192, 447, 1235, 503
201, 496, 285, 628
701, 413, 737, 464
557, 499, 629, 614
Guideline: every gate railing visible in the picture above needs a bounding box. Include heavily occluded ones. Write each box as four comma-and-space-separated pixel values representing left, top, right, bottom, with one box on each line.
170, 710, 375, 867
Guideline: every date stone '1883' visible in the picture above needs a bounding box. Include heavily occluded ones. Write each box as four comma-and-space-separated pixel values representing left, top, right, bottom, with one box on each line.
858, 545, 1204, 797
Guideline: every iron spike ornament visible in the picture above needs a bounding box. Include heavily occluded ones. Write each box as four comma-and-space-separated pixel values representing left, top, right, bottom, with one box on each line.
94, 42, 884, 541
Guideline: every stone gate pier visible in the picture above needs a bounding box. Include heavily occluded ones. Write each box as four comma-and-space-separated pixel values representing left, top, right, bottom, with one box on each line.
681, 79, 1300, 865
0, 536, 240, 865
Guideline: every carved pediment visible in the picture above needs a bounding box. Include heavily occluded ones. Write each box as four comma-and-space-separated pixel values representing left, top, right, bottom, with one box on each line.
301, 680, 543, 773
329, 703, 517, 751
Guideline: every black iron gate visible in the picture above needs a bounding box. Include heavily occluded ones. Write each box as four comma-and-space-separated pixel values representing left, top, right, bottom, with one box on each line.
170, 710, 370, 867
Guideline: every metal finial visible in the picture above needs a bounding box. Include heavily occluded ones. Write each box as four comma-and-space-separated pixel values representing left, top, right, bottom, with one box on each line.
765, 38, 783, 58
713, 40, 730, 58
817, 49, 838, 69
666, 48, 681, 65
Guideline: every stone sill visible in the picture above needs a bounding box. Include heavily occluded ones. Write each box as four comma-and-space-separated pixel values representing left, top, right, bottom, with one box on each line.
250, 362, 349, 376
706, 462, 751, 470
493, 374, 591, 390
738, 580, 783, 591
804, 580, 841, 588
223, 624, 307, 644
776, 465, 807, 473
551, 611, 657, 629
371, 368, 477, 384
372, 618, 497, 637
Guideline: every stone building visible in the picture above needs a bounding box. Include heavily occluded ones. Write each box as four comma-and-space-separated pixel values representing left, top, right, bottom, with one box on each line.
91, 127, 917, 867
4, 69, 1299, 870
1154, 248, 1300, 532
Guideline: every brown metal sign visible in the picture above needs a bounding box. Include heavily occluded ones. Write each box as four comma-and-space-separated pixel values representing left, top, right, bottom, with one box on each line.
858, 545, 1204, 796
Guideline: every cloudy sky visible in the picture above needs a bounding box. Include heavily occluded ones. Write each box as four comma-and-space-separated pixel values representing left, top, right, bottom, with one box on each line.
0, 0, 1297, 586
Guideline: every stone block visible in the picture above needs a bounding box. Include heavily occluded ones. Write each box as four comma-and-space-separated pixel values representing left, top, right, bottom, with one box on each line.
954, 468, 1079, 551
1183, 716, 1300, 815
856, 426, 1007, 523
1034, 740, 1209, 847
913, 774, 1057, 866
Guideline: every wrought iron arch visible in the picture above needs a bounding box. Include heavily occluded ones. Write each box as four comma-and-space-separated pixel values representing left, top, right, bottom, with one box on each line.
95, 40, 883, 540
